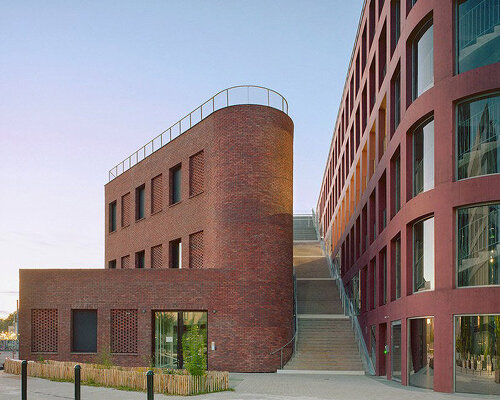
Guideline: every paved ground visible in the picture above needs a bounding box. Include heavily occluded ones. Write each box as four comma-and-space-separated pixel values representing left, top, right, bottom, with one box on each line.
0, 371, 498, 400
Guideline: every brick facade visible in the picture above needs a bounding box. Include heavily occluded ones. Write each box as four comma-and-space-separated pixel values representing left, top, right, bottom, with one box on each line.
19, 104, 294, 372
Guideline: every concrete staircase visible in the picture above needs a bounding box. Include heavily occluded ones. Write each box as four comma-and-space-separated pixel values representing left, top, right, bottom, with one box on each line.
282, 218, 364, 374
293, 215, 318, 241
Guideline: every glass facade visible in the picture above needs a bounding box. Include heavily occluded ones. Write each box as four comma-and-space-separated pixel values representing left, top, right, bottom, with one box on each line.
413, 119, 434, 196
409, 317, 434, 389
370, 325, 376, 368
455, 315, 500, 395
457, 94, 500, 180
413, 217, 435, 292
457, 0, 500, 74
348, 272, 361, 315
392, 321, 402, 382
457, 204, 500, 287
109, 201, 116, 232
413, 22, 434, 99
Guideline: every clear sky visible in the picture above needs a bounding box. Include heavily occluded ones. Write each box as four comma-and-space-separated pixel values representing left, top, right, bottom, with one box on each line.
0, 0, 363, 316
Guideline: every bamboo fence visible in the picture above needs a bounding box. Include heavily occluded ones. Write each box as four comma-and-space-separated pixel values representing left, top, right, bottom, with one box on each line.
4, 359, 229, 396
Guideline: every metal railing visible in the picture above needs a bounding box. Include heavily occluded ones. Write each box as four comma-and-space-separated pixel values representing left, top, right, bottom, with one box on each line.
311, 214, 375, 376
270, 266, 298, 369
458, 0, 500, 51
108, 85, 289, 181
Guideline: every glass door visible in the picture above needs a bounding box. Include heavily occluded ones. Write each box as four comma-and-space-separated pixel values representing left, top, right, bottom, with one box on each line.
392, 321, 402, 382
155, 312, 179, 369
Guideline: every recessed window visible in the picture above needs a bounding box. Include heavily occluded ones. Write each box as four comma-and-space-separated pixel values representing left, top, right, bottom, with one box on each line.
108, 260, 116, 269
413, 217, 435, 292
72, 310, 97, 353
135, 184, 145, 220
412, 20, 434, 100
121, 192, 130, 227
170, 165, 182, 205
391, 0, 401, 55
457, 203, 500, 287
391, 67, 401, 133
408, 317, 434, 389
151, 244, 162, 269
135, 250, 145, 269
456, 0, 500, 74
380, 249, 387, 305
392, 236, 401, 300
109, 201, 117, 233
413, 118, 434, 196
392, 153, 401, 216
457, 93, 500, 180
170, 239, 182, 269
151, 174, 163, 214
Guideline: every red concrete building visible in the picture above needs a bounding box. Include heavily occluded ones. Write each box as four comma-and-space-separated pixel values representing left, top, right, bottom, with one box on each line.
316, 0, 499, 395
19, 86, 294, 372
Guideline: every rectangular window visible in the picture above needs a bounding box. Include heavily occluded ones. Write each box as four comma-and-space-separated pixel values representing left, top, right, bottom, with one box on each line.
151, 174, 163, 214
370, 325, 377, 368
151, 244, 162, 269
135, 250, 145, 269
72, 310, 97, 353
135, 184, 145, 220
31, 309, 58, 353
392, 153, 401, 217
350, 272, 361, 315
111, 309, 138, 354
380, 249, 387, 305
378, 23, 387, 88
170, 239, 182, 269
391, 0, 401, 55
170, 164, 182, 205
413, 119, 434, 196
391, 321, 402, 382
189, 151, 204, 197
371, 258, 377, 309
109, 201, 117, 233
456, 0, 500, 74
455, 315, 500, 395
121, 255, 130, 269
108, 260, 116, 269
412, 21, 434, 100
392, 68, 401, 133
457, 93, 500, 180
408, 317, 434, 389
121, 192, 130, 227
457, 203, 500, 287
189, 231, 204, 269
413, 217, 435, 292
393, 236, 401, 299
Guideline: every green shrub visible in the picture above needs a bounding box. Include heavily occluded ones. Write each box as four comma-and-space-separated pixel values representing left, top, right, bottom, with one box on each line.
182, 324, 206, 376
96, 347, 114, 369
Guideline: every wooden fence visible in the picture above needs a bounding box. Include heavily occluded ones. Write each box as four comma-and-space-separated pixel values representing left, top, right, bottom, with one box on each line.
4, 359, 229, 396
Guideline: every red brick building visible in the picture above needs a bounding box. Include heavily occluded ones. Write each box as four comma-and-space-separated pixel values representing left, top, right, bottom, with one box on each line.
316, 0, 500, 395
19, 86, 294, 372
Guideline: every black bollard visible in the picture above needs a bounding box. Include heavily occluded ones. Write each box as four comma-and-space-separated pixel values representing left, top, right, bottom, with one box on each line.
21, 360, 27, 400
74, 365, 81, 400
146, 370, 154, 400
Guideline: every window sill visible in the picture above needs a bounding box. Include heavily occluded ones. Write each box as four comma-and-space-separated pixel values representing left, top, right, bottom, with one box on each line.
110, 353, 139, 356
121, 224, 130, 229
169, 201, 182, 208
108, 230, 117, 235
135, 217, 146, 223
70, 352, 97, 355
151, 209, 163, 216
31, 351, 58, 354
189, 191, 204, 199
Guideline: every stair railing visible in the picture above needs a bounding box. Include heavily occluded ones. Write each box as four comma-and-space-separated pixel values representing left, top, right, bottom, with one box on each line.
311, 213, 375, 376
270, 266, 298, 369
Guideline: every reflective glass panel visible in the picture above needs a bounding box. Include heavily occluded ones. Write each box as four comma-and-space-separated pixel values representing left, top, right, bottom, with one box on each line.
409, 317, 434, 389
455, 315, 500, 395
392, 322, 402, 382
413, 119, 434, 196
457, 204, 500, 286
457, 0, 500, 74
413, 217, 435, 292
457, 94, 500, 180
413, 23, 434, 98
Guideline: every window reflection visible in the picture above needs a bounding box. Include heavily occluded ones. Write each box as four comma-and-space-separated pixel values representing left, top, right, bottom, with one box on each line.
413, 119, 434, 196
457, 204, 500, 287
455, 315, 500, 395
413, 217, 435, 292
457, 94, 500, 180
413, 22, 434, 99
457, 0, 500, 74
409, 317, 434, 389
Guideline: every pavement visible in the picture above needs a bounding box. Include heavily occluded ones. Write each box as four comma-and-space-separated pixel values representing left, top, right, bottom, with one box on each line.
0, 371, 498, 400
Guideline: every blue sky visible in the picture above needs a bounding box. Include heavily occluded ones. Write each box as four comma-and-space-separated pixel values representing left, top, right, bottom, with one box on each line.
0, 0, 362, 316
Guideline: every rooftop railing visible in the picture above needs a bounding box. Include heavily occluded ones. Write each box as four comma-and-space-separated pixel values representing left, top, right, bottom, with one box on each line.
108, 85, 289, 181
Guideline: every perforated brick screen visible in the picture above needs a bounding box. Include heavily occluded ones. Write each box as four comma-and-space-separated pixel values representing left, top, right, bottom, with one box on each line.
151, 174, 163, 214
31, 309, 58, 353
121, 255, 131, 269
189, 231, 204, 269
151, 244, 162, 269
189, 151, 204, 197
121, 192, 131, 227
110, 309, 138, 354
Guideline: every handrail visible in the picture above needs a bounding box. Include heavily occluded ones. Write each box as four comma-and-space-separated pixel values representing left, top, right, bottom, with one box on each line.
270, 266, 298, 370
108, 85, 289, 181
311, 214, 375, 376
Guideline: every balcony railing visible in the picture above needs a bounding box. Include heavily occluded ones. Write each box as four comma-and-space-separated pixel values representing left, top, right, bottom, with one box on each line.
108, 85, 289, 181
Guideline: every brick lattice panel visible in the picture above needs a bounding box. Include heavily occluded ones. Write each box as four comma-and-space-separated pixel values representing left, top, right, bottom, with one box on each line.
121, 255, 131, 269
189, 231, 204, 269
121, 192, 131, 227
189, 151, 204, 196
151, 174, 163, 214
31, 309, 58, 352
151, 244, 162, 269
111, 309, 138, 354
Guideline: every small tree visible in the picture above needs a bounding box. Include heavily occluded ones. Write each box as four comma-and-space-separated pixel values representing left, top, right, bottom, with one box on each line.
182, 324, 206, 376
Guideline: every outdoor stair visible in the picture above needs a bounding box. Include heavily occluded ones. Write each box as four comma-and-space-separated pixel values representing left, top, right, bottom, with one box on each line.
280, 225, 364, 374
293, 215, 318, 241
